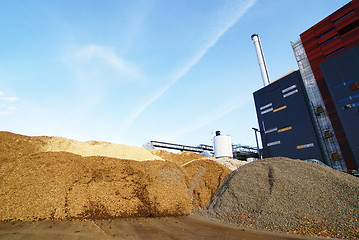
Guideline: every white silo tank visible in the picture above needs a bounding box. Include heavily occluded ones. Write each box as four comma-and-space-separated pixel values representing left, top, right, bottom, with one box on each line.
213, 131, 233, 158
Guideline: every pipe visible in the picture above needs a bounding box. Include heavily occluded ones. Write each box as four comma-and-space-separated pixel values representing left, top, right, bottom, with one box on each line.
252, 127, 262, 159
251, 34, 270, 86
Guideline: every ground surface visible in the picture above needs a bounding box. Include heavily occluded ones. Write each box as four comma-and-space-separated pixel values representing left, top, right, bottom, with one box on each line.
0, 216, 332, 240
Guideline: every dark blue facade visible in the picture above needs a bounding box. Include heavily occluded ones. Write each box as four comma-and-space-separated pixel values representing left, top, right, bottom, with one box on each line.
320, 45, 359, 169
253, 71, 325, 162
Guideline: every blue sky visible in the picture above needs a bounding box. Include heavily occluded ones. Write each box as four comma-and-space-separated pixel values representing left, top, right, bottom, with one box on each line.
0, 0, 350, 147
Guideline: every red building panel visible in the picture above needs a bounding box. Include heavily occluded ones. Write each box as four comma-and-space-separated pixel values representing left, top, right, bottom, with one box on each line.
335, 12, 359, 30
341, 29, 359, 47
306, 47, 323, 60
353, 0, 359, 8
303, 40, 320, 53
300, 29, 316, 46
331, 3, 356, 21
314, 18, 334, 36
317, 29, 337, 45
321, 38, 344, 56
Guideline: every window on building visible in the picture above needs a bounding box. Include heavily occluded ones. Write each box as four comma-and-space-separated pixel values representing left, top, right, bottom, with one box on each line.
319, 35, 338, 46
325, 47, 344, 58
350, 81, 359, 91
338, 19, 359, 36
334, 79, 356, 89
333, 10, 354, 23
317, 28, 335, 38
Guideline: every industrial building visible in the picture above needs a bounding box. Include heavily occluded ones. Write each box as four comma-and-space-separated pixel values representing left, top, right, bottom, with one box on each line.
253, 0, 359, 170
253, 71, 326, 164
292, 0, 359, 170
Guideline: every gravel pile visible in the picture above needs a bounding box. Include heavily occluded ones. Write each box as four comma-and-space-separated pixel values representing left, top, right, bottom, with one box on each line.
198, 157, 359, 239
0, 131, 230, 221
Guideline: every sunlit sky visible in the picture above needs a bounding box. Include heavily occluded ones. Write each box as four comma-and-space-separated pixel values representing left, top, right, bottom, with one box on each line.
0, 0, 350, 147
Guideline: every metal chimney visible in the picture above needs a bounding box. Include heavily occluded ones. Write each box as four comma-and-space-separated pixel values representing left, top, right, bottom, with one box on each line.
251, 34, 270, 86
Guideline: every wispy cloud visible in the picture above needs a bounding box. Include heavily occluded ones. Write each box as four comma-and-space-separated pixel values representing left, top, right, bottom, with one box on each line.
0, 91, 18, 115
1, 96, 19, 102
72, 45, 140, 78
119, 0, 257, 136
63, 44, 142, 112
0, 91, 19, 103
0, 106, 16, 115
122, 0, 155, 55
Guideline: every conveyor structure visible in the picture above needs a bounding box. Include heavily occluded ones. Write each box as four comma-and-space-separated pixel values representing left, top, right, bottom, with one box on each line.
147, 141, 259, 160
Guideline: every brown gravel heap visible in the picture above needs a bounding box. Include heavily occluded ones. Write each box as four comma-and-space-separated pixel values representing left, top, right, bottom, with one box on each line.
198, 157, 359, 239
0, 131, 230, 221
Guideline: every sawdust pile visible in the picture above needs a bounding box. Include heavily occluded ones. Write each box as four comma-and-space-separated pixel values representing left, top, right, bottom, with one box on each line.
213, 157, 247, 171
198, 157, 359, 239
0, 152, 191, 221
0, 132, 45, 160
149, 150, 210, 165
0, 132, 230, 221
42, 137, 163, 161
184, 160, 232, 208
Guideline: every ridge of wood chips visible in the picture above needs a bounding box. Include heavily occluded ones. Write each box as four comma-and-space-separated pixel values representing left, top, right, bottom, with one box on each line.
0, 131, 230, 221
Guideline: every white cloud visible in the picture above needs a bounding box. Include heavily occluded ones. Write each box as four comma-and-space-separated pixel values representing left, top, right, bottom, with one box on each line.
1, 96, 19, 102
0, 91, 19, 115
62, 44, 143, 114
119, 0, 257, 136
72, 44, 140, 78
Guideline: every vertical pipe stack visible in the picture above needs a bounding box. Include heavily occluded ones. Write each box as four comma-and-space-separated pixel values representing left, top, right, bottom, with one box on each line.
251, 34, 270, 86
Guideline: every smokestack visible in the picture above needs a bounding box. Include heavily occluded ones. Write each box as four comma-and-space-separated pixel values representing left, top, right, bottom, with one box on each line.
251, 34, 270, 86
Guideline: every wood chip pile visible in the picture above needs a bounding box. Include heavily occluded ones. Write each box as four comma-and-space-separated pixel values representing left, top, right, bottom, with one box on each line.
184, 160, 231, 208
148, 150, 211, 165
198, 157, 359, 239
41, 137, 164, 161
0, 132, 230, 221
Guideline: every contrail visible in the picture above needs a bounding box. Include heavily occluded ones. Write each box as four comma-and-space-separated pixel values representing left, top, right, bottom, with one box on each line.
119, 0, 257, 136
